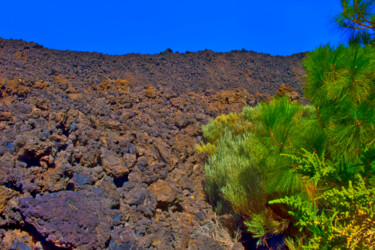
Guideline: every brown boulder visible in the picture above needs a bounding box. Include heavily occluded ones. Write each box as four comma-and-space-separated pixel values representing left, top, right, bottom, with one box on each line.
17, 138, 55, 168
13, 51, 28, 60
0, 112, 12, 121
0, 78, 30, 99
33, 99, 49, 110
275, 83, 299, 100
173, 134, 196, 159
0, 186, 17, 214
102, 152, 133, 178
0, 229, 36, 250
122, 153, 137, 167
255, 92, 272, 103
154, 138, 171, 163
68, 93, 84, 100
98, 78, 131, 94
148, 180, 175, 207
143, 85, 156, 98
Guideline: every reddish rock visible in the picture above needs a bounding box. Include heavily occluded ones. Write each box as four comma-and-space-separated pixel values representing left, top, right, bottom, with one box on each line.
122, 153, 137, 167
148, 179, 175, 207
143, 85, 157, 98
101, 153, 129, 178
79, 144, 101, 168
0, 112, 12, 121
0, 78, 30, 99
275, 83, 300, 100
255, 92, 273, 103
0, 229, 36, 250
17, 138, 55, 167
0, 186, 17, 214
154, 138, 171, 163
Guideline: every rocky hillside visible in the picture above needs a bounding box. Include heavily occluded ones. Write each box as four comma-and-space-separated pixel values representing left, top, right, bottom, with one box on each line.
0, 38, 305, 249
0, 38, 305, 95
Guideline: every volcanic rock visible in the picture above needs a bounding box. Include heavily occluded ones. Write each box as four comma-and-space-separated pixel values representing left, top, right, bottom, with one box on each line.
0, 38, 305, 249
0, 186, 17, 215
101, 151, 129, 178
148, 179, 176, 208
0, 112, 12, 121
19, 190, 114, 249
275, 83, 300, 100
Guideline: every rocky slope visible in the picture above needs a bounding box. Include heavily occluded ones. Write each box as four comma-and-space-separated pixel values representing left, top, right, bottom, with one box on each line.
0, 38, 305, 95
0, 38, 305, 249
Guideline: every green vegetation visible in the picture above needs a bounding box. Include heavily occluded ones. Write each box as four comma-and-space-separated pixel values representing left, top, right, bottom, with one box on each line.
199, 1, 375, 248
335, 0, 375, 45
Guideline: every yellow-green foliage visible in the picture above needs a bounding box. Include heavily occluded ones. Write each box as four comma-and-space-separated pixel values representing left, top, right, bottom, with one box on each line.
203, 97, 321, 221
270, 172, 375, 249
198, 112, 253, 156
205, 132, 267, 217
244, 211, 289, 247
196, 142, 216, 156
202, 112, 251, 144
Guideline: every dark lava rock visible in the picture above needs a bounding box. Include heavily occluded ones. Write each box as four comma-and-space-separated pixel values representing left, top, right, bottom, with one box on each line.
17, 137, 55, 168
0, 38, 305, 96
136, 162, 168, 185
78, 143, 101, 168
101, 150, 132, 178
19, 190, 113, 249
0, 38, 306, 249
122, 183, 156, 209
68, 173, 93, 189
0, 112, 12, 121
109, 227, 139, 250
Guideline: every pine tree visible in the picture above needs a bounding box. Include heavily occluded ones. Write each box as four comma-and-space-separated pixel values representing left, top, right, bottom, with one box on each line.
199, 0, 375, 248
335, 0, 375, 45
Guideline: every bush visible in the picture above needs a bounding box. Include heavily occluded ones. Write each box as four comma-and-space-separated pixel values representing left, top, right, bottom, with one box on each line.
200, 44, 375, 249
199, 2, 375, 247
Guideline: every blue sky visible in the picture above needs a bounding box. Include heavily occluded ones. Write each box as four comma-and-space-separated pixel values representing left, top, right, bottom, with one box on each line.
0, 0, 343, 56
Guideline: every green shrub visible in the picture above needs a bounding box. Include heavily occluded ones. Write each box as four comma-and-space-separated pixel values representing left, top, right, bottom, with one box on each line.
202, 97, 322, 240
200, 44, 375, 250
303, 44, 375, 157
270, 148, 375, 248
201, 112, 252, 145
200, 2, 375, 247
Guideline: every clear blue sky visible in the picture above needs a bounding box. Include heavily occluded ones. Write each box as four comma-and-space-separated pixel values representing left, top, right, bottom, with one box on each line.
0, 0, 343, 56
